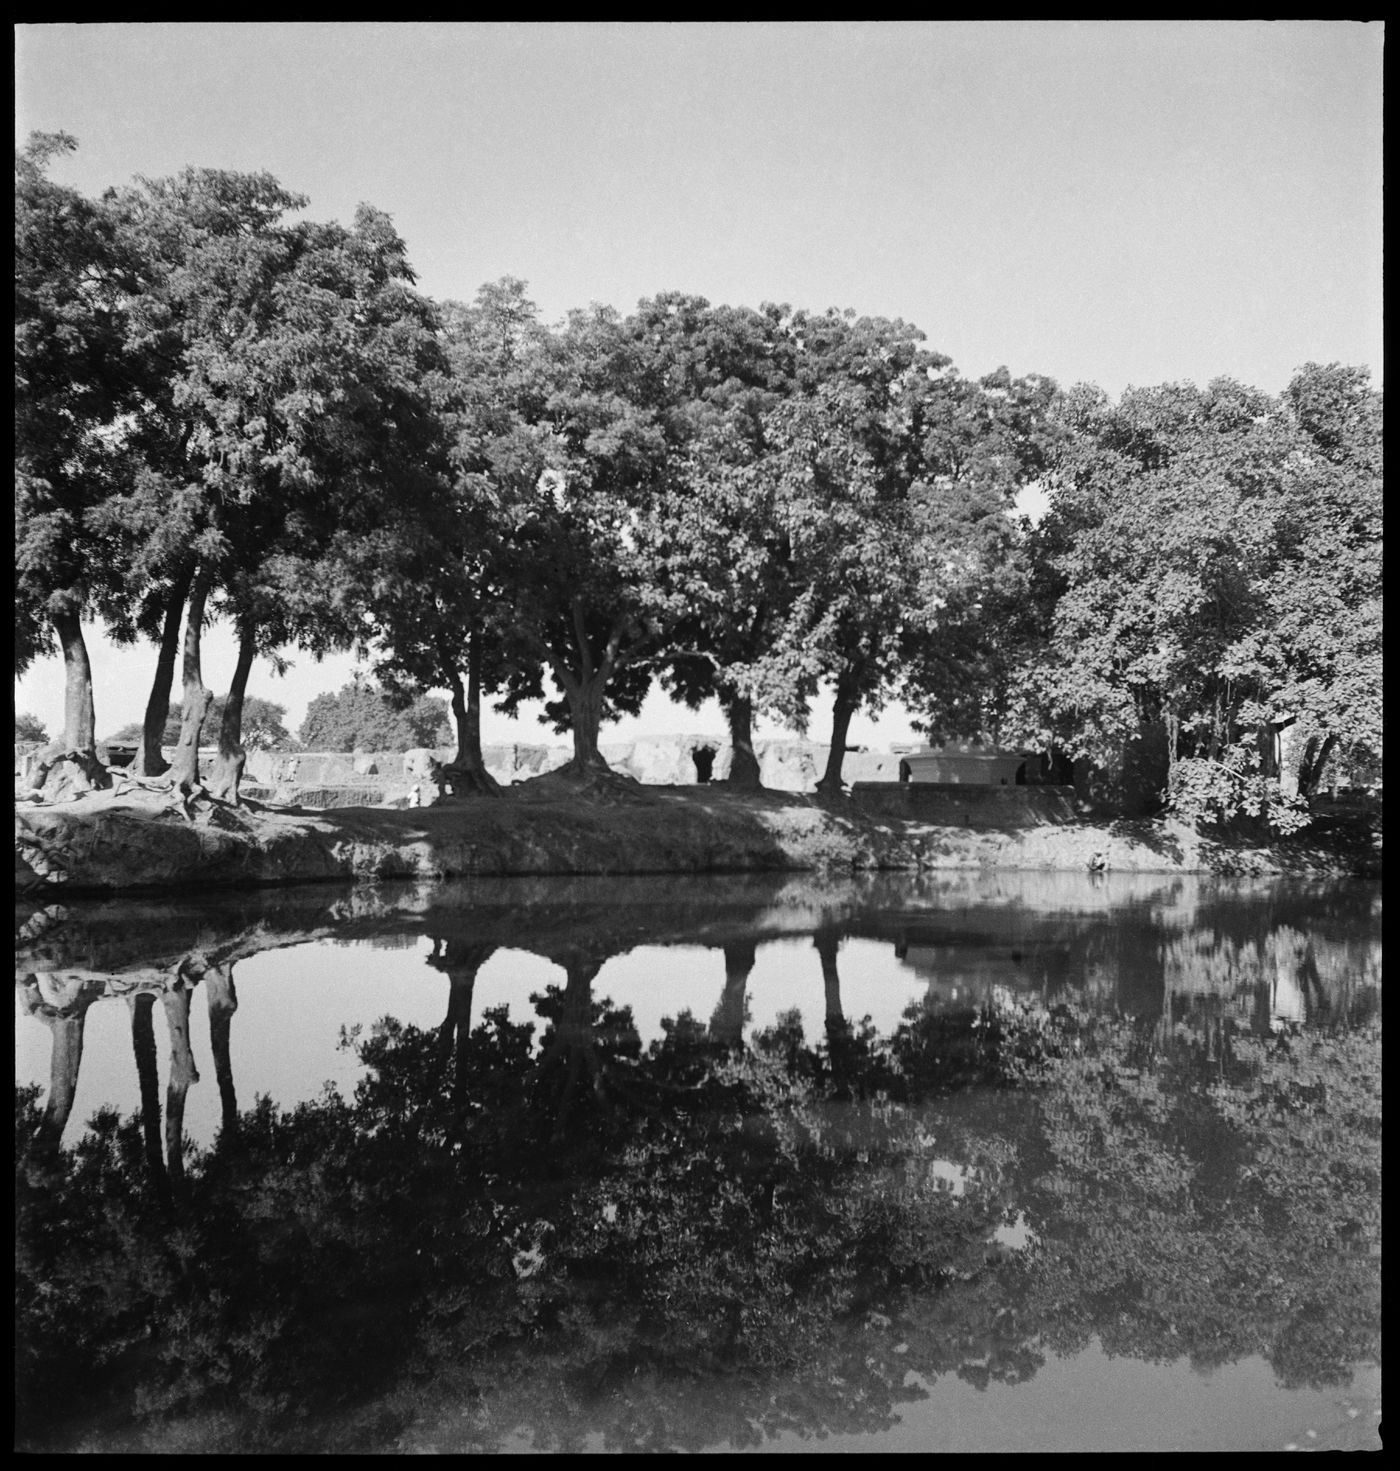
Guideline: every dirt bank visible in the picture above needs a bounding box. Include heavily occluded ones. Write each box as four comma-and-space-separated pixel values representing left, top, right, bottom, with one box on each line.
14, 780, 1377, 898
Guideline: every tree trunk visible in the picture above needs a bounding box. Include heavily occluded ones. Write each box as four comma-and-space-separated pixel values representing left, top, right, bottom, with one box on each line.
816, 675, 860, 797
547, 606, 634, 782
563, 676, 613, 776
1165, 706, 1181, 788
209, 618, 257, 805
52, 606, 98, 755
205, 963, 239, 1144
442, 631, 501, 796
431, 939, 496, 1109
135, 570, 193, 778
815, 929, 855, 1094
167, 571, 214, 794
710, 940, 756, 1047
1256, 723, 1277, 782
41, 607, 111, 798
722, 691, 763, 790
34, 1014, 88, 1164
535, 954, 605, 1143
20, 985, 100, 1175
129, 992, 170, 1198
1297, 733, 1339, 799
161, 985, 199, 1189
815, 930, 845, 1029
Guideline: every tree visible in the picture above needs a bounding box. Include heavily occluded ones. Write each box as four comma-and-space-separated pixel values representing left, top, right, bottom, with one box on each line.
15, 133, 139, 788
93, 168, 449, 801
761, 371, 908, 794
15, 713, 51, 744
85, 166, 306, 791
197, 203, 450, 803
487, 304, 671, 779
631, 296, 798, 789
740, 315, 1051, 795
297, 680, 450, 752
1005, 370, 1381, 828
356, 278, 555, 795
897, 367, 1065, 748
1269, 363, 1382, 797
106, 696, 296, 752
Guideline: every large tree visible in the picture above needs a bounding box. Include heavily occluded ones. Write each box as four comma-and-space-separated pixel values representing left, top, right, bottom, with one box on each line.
297, 680, 450, 754
355, 278, 555, 795
1268, 363, 1383, 796
896, 365, 1065, 748
15, 134, 140, 786
743, 314, 1054, 795
487, 304, 672, 780
631, 296, 798, 788
1005, 368, 1381, 827
96, 169, 448, 800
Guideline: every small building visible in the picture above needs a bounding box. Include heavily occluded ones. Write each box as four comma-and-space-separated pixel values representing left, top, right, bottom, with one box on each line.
898, 743, 1032, 786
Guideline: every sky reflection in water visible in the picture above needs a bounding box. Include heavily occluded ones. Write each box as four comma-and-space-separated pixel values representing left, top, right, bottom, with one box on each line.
15, 871, 1382, 1453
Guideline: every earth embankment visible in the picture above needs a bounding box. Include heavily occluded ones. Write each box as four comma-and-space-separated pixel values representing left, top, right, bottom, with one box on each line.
13, 780, 1376, 897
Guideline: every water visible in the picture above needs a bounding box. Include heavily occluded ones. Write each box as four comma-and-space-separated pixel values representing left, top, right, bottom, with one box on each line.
15, 871, 1382, 1453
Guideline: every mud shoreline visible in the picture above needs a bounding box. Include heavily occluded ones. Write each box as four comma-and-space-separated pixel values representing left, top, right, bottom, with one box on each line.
13, 781, 1378, 898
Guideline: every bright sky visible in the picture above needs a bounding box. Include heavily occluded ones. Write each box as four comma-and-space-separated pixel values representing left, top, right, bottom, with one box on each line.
14, 20, 1384, 748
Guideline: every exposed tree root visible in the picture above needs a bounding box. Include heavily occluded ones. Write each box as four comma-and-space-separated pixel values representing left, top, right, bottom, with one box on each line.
441, 762, 504, 798
20, 748, 114, 804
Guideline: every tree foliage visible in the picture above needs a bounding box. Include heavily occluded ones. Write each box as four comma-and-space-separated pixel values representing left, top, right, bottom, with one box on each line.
297, 680, 450, 752
15, 137, 1377, 826
1003, 367, 1381, 829
15, 133, 141, 763
94, 167, 449, 791
15, 876, 1379, 1452
353, 278, 554, 792
15, 713, 51, 744
105, 696, 296, 752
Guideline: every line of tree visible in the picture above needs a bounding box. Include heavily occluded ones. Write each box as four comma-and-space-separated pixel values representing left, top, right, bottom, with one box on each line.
15, 713, 51, 745
104, 695, 297, 754
98, 684, 450, 756
296, 681, 451, 754
16, 133, 1381, 824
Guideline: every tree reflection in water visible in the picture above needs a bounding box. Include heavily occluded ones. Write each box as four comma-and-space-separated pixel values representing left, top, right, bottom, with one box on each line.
14, 876, 1381, 1453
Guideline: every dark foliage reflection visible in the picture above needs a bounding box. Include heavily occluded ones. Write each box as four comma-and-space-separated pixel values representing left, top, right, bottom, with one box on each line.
14, 875, 1381, 1452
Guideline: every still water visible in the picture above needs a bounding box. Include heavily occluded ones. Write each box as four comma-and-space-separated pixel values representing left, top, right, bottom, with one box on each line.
15, 871, 1382, 1453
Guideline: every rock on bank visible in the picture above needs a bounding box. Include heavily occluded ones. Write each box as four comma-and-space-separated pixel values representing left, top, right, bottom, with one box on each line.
15, 784, 1371, 897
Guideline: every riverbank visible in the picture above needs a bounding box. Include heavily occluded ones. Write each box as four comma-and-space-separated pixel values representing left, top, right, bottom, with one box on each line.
13, 779, 1379, 897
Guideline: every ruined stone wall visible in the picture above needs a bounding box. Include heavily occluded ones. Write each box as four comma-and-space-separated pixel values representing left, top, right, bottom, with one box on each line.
17, 736, 922, 808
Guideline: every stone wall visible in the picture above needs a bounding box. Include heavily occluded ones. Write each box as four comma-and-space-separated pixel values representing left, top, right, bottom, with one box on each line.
239, 737, 905, 803
16, 736, 953, 808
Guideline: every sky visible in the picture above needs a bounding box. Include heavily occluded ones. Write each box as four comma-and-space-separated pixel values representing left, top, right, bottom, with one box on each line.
14, 20, 1384, 749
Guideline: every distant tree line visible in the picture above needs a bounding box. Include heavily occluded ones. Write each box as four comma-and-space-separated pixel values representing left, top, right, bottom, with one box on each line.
15, 713, 50, 745
97, 683, 450, 756
105, 695, 295, 753
16, 133, 1380, 823
296, 682, 451, 753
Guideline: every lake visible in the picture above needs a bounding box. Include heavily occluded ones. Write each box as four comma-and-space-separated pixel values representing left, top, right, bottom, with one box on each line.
15, 870, 1382, 1453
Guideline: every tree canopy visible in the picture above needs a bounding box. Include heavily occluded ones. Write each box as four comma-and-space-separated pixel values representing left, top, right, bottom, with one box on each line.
15, 134, 1379, 826
1001, 367, 1382, 827
16, 133, 142, 770
105, 695, 296, 752
15, 712, 51, 744
297, 680, 451, 753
